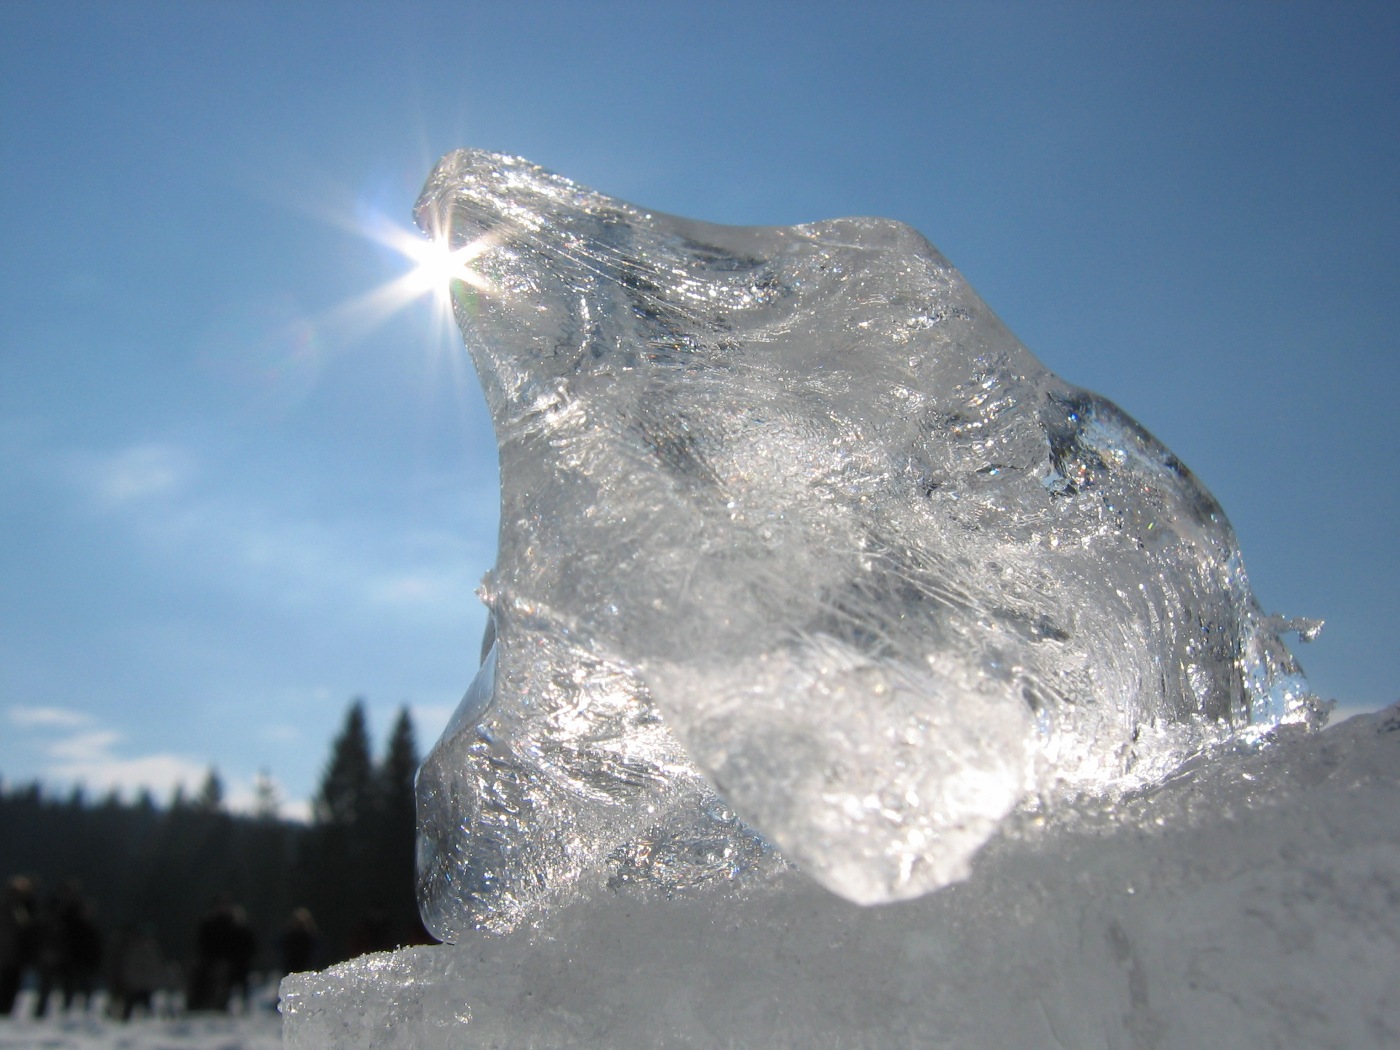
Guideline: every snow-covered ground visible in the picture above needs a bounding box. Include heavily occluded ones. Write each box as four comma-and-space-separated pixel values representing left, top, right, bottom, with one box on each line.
0, 990, 282, 1050
284, 705, 1400, 1049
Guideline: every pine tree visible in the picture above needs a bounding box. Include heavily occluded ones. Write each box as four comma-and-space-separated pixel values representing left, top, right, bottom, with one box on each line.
378, 706, 419, 833
252, 768, 281, 821
194, 767, 224, 813
306, 699, 378, 958
374, 706, 424, 944
314, 700, 375, 829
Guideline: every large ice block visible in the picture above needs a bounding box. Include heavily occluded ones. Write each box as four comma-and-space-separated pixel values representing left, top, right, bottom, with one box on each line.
412, 150, 1323, 935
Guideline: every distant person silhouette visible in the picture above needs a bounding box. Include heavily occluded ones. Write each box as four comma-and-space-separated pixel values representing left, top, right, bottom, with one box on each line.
32, 879, 101, 1016
348, 905, 395, 958
189, 897, 238, 1011
279, 907, 319, 975
62, 891, 103, 1011
110, 923, 164, 1021
0, 876, 39, 1016
225, 905, 256, 1011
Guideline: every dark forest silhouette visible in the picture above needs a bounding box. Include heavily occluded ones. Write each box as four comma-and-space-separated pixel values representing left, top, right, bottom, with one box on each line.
0, 700, 431, 1013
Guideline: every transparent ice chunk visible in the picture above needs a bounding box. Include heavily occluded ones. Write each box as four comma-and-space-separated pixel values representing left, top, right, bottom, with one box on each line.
413, 150, 1324, 932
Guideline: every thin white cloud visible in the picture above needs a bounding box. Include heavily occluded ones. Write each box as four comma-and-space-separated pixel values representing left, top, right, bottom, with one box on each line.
116, 487, 491, 625
368, 571, 466, 609
42, 728, 208, 800
12, 710, 315, 820
46, 729, 123, 763
40, 430, 494, 629
81, 442, 197, 507
8, 705, 94, 729
55, 751, 211, 800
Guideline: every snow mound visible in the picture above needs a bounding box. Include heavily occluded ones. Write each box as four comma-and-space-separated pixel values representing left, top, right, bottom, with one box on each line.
282, 704, 1400, 1049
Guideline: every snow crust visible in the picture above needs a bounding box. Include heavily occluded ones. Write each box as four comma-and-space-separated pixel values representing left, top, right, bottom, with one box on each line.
0, 996, 282, 1050
282, 705, 1400, 1049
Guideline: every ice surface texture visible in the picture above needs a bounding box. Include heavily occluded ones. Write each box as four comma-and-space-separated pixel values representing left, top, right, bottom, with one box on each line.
284, 705, 1400, 1050
413, 149, 1322, 934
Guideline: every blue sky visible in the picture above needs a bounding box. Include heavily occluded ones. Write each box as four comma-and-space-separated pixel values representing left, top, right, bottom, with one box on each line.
2, 2, 1396, 817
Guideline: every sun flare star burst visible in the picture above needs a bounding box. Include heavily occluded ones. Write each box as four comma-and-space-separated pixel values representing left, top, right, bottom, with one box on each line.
329, 214, 501, 341
313, 212, 500, 359
402, 232, 496, 301
373, 217, 496, 309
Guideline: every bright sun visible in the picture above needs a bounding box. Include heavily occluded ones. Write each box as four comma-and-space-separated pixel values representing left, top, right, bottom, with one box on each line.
318, 211, 499, 346
400, 231, 495, 301
368, 215, 496, 309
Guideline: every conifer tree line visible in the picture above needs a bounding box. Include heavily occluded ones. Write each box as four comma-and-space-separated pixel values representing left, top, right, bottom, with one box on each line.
0, 700, 432, 989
